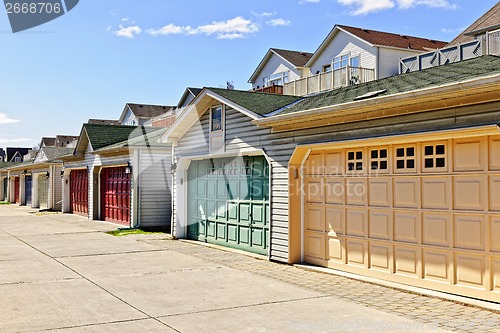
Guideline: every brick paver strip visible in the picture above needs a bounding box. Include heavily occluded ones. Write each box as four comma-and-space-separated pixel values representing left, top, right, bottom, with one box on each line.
142, 238, 500, 333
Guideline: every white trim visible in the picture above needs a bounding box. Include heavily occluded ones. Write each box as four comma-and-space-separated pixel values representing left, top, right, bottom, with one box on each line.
206, 91, 261, 120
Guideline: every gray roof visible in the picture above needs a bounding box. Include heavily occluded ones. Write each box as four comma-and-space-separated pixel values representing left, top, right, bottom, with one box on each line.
41, 147, 74, 162
277, 55, 500, 116
127, 103, 175, 118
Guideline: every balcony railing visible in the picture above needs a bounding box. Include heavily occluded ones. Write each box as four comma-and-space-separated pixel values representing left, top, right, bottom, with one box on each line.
283, 66, 375, 96
400, 29, 500, 73
251, 85, 283, 94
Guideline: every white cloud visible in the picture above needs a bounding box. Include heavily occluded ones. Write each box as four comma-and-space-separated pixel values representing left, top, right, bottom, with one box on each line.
147, 16, 258, 39
114, 24, 142, 39
0, 113, 19, 125
338, 0, 457, 15
267, 18, 291, 27
252, 11, 276, 17
121, 17, 129, 22
299, 0, 320, 4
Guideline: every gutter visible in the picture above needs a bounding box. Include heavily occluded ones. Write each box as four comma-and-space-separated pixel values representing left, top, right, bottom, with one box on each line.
253, 73, 500, 129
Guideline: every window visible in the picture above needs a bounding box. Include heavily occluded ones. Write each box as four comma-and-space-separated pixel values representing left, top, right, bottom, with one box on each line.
322, 64, 331, 72
14, 156, 21, 162
370, 148, 388, 172
211, 106, 222, 132
333, 53, 360, 70
395, 146, 416, 172
264, 71, 290, 87
347, 150, 363, 171
423, 143, 446, 170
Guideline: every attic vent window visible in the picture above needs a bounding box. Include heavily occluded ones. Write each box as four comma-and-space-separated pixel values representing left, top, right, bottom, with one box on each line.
353, 89, 387, 101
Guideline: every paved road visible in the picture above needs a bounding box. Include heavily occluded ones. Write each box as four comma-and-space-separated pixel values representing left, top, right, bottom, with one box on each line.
0, 205, 498, 332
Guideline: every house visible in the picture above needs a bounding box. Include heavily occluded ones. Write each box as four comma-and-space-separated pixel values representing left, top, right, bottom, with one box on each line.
119, 103, 175, 126
0, 162, 17, 201
88, 119, 121, 125
0, 148, 6, 162
6, 147, 30, 162
400, 2, 500, 72
248, 49, 313, 93
2, 146, 73, 209
61, 124, 172, 229
250, 25, 446, 96
177, 87, 203, 109
163, 55, 500, 302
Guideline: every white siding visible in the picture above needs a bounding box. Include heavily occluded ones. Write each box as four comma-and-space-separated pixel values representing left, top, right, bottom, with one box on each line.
252, 54, 301, 90
309, 31, 378, 76
136, 150, 172, 228
378, 47, 422, 78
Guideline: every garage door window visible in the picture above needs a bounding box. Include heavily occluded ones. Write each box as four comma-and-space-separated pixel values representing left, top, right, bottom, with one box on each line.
423, 142, 447, 171
347, 150, 363, 172
395, 146, 416, 172
370, 148, 388, 172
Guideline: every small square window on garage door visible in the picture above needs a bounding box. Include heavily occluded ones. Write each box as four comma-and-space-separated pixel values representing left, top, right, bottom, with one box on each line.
346, 149, 364, 173
422, 141, 448, 172
369, 147, 389, 174
394, 145, 417, 173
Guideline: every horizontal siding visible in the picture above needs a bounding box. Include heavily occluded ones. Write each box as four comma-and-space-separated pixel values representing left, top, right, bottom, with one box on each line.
138, 151, 172, 228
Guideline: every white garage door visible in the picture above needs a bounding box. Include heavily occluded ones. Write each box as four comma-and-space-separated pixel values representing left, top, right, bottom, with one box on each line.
303, 133, 500, 302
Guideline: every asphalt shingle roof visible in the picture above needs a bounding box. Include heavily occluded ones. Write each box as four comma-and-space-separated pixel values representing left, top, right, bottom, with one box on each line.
42, 147, 74, 162
127, 103, 175, 118
272, 48, 313, 67
339, 25, 447, 51
84, 124, 160, 150
279, 55, 500, 115
208, 88, 302, 116
95, 127, 168, 152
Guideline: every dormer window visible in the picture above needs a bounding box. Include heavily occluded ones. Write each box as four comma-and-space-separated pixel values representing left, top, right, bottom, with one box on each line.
209, 105, 225, 153
14, 156, 21, 162
211, 105, 222, 132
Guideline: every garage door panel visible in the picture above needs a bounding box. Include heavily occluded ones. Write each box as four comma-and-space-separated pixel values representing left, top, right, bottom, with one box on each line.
327, 236, 344, 262
251, 203, 266, 225
491, 216, 500, 253
325, 178, 344, 204
345, 178, 367, 206
454, 138, 486, 172
346, 240, 367, 267
490, 137, 500, 170
368, 178, 392, 207
369, 242, 392, 272
455, 254, 485, 289
70, 170, 88, 216
393, 177, 419, 208
346, 208, 367, 237
421, 176, 451, 210
394, 246, 420, 277
422, 212, 452, 247
306, 177, 323, 203
394, 211, 420, 244
489, 176, 500, 211
305, 231, 326, 260
227, 224, 238, 243
492, 257, 500, 292
216, 222, 226, 241
453, 175, 487, 211
305, 204, 324, 232
454, 214, 485, 251
368, 210, 392, 240
38, 175, 49, 210
326, 206, 344, 236
325, 150, 343, 175
101, 167, 130, 225
239, 226, 250, 245
423, 250, 451, 282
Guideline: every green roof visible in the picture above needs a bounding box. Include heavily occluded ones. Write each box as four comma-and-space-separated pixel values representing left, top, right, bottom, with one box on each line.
0, 162, 18, 171
95, 127, 168, 152
279, 55, 500, 115
42, 147, 74, 162
207, 87, 302, 116
84, 124, 160, 150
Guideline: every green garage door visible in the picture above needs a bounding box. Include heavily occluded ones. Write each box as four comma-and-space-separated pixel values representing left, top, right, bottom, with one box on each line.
38, 174, 49, 210
187, 156, 269, 255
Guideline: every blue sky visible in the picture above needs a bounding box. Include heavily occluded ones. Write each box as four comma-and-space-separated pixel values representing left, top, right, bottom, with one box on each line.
0, 0, 498, 148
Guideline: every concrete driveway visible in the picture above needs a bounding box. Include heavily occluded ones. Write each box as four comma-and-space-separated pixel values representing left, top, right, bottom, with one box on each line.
0, 205, 483, 332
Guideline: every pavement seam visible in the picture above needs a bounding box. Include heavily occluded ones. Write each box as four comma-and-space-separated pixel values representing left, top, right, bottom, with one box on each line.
33, 317, 153, 332
53, 249, 169, 259
156, 295, 331, 318
3, 230, 182, 333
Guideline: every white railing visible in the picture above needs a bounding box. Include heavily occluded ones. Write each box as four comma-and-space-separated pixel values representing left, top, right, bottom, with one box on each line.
400, 29, 500, 73
283, 66, 375, 96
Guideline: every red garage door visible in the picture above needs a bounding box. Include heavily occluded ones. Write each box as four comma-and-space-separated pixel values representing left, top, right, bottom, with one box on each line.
101, 167, 131, 226
14, 177, 20, 204
70, 170, 88, 216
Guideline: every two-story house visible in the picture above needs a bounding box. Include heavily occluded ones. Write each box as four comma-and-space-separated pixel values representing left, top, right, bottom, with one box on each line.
251, 25, 446, 96
119, 103, 176, 126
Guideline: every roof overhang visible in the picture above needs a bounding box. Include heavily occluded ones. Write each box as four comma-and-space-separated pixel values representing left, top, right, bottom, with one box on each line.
253, 74, 500, 132
162, 89, 261, 144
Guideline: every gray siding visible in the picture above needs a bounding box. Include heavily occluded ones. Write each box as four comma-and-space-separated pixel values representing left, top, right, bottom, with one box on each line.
136, 151, 172, 228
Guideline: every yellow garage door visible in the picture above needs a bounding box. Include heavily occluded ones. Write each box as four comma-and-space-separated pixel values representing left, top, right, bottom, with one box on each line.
303, 133, 500, 302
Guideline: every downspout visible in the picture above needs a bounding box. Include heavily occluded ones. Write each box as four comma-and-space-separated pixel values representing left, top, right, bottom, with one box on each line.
376, 47, 380, 79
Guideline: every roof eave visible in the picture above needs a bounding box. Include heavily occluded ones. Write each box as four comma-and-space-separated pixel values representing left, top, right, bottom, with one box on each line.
253, 74, 500, 131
